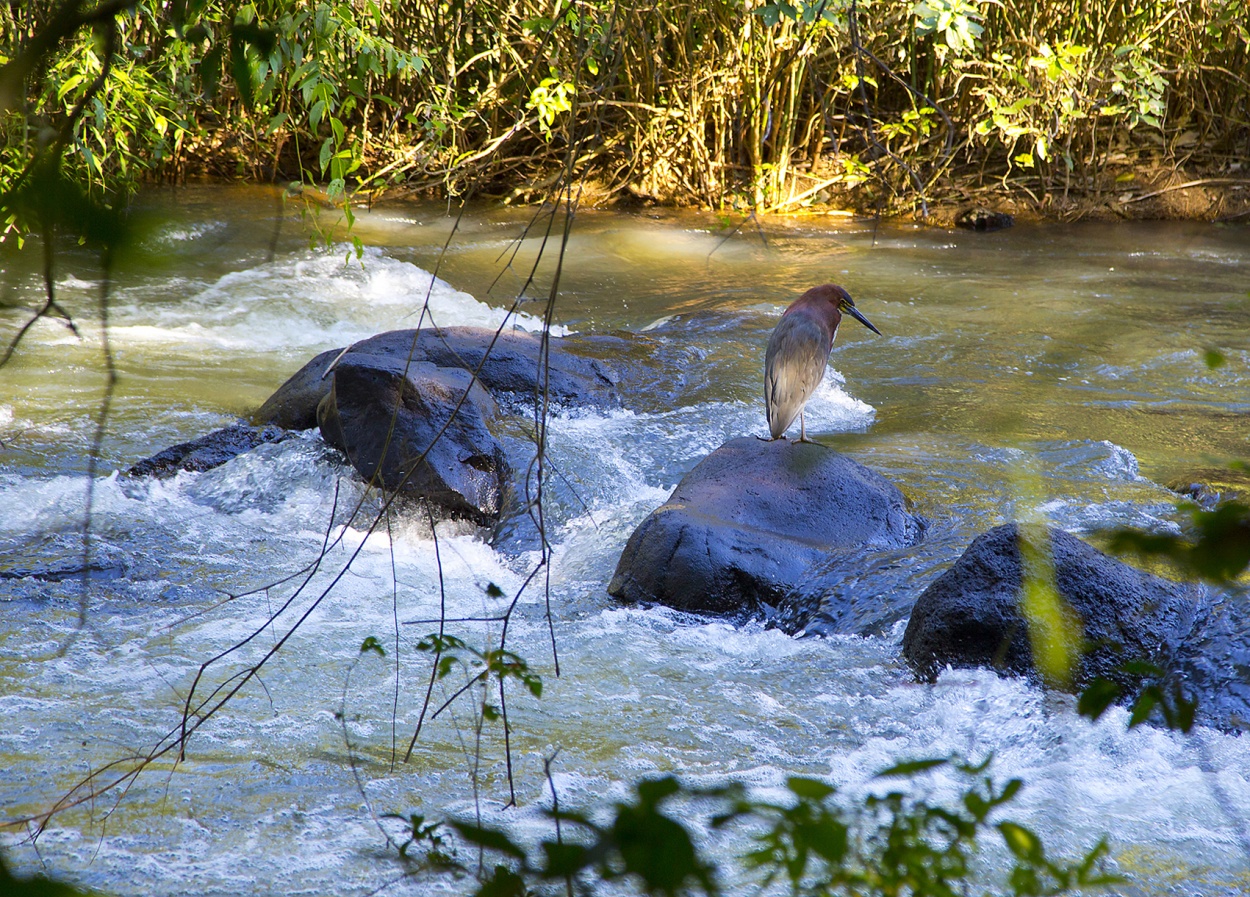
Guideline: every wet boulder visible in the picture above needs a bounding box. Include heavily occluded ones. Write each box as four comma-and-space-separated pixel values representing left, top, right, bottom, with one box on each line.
252, 326, 701, 430
902, 524, 1201, 693
1170, 594, 1250, 731
128, 422, 292, 478
317, 353, 510, 523
608, 437, 925, 618
334, 328, 622, 410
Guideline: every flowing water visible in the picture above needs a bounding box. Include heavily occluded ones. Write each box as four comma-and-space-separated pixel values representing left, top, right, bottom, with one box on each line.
1, 186, 1249, 895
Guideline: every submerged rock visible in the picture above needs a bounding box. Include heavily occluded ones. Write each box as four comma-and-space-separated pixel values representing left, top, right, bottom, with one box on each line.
902, 523, 1201, 691
128, 422, 292, 478
317, 353, 510, 523
608, 437, 925, 619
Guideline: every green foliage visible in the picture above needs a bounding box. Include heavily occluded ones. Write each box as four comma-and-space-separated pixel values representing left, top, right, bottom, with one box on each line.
381, 812, 459, 867
526, 70, 574, 138
404, 758, 1117, 897
1077, 662, 1198, 733
9, 0, 1244, 215
1108, 497, 1250, 586
1, 0, 422, 242
913, 0, 985, 55
754, 1, 845, 28
417, 631, 544, 704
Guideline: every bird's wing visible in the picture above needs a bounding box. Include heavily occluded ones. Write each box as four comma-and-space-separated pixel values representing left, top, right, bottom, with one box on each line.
764, 317, 834, 438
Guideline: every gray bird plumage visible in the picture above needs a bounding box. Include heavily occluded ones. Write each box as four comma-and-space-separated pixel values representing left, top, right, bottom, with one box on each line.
764, 284, 880, 441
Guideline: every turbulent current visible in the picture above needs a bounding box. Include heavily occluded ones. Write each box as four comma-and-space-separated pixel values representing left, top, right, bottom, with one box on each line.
1, 188, 1248, 895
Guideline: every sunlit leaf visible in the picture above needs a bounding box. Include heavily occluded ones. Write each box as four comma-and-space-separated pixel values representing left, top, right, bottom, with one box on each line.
1018, 525, 1082, 689
998, 821, 1043, 859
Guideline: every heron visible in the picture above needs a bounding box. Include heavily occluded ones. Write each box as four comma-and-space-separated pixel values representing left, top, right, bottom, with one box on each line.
764, 284, 881, 442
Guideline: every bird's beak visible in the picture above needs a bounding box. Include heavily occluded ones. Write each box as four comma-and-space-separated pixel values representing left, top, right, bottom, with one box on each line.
845, 304, 881, 335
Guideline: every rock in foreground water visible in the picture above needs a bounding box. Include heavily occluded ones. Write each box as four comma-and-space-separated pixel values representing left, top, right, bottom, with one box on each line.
902, 523, 1201, 692
608, 437, 925, 618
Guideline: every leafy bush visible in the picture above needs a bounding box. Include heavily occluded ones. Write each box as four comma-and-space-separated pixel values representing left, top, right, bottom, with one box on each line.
401, 757, 1117, 896
4, 0, 1247, 219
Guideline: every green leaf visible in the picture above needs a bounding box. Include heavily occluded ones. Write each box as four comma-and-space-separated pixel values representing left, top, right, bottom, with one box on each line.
999, 821, 1043, 859
874, 757, 948, 778
786, 776, 835, 801
228, 33, 254, 109
475, 864, 527, 897
1077, 677, 1121, 721
1128, 688, 1159, 728
448, 821, 527, 859
805, 817, 849, 863
541, 840, 589, 876
1205, 349, 1226, 369
201, 43, 224, 98
359, 636, 385, 656
637, 775, 681, 805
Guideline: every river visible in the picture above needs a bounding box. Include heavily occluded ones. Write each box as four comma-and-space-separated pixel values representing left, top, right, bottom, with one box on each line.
1, 186, 1248, 895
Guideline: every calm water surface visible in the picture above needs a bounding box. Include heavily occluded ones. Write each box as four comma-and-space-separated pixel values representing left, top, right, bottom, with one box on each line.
1, 186, 1248, 895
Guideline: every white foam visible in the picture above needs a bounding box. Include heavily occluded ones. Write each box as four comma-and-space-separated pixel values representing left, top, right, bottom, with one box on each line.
103, 245, 564, 354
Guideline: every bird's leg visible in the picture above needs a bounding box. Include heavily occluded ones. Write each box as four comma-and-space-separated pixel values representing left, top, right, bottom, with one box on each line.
798, 411, 809, 443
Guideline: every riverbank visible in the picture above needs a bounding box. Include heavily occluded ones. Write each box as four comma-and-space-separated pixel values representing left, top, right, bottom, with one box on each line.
185, 146, 1250, 227
8, 1, 1250, 239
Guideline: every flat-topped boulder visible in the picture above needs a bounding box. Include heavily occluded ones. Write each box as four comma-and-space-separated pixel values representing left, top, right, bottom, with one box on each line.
608, 437, 925, 619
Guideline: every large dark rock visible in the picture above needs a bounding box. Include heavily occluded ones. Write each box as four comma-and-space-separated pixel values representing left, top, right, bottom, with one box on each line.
608, 437, 925, 618
902, 524, 1201, 692
317, 353, 510, 523
252, 326, 701, 430
127, 422, 292, 478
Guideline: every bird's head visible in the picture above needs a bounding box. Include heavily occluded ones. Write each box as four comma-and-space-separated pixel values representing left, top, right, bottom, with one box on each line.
810, 284, 881, 335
